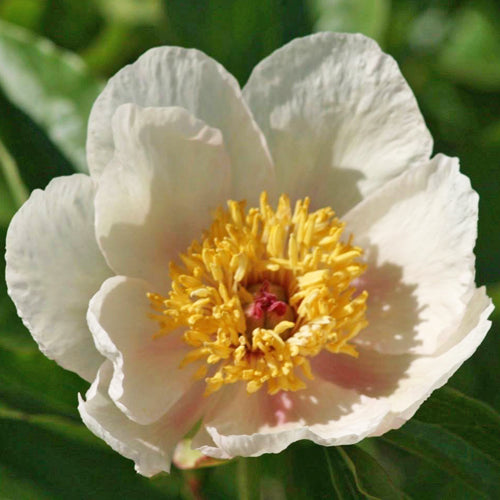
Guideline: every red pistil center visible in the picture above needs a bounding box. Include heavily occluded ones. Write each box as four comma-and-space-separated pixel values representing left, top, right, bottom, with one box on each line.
244, 281, 295, 338
245, 281, 288, 320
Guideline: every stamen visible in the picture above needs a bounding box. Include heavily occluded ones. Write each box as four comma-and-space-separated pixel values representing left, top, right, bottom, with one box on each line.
148, 192, 368, 396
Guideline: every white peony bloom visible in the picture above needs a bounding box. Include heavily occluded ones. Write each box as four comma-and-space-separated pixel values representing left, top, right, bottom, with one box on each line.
5, 33, 493, 476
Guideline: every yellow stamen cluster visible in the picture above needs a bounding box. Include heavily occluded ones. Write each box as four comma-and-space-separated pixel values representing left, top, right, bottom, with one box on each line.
148, 192, 368, 396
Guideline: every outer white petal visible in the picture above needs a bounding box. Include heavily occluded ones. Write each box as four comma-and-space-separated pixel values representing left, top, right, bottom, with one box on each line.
88, 46, 275, 203
87, 275, 197, 425
78, 361, 205, 477
194, 381, 390, 458
5, 174, 112, 381
243, 32, 433, 215
344, 154, 478, 355
94, 104, 231, 292
313, 288, 493, 436
374, 286, 493, 434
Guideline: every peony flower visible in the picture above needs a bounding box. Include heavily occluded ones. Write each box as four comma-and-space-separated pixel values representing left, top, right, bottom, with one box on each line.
6, 32, 493, 476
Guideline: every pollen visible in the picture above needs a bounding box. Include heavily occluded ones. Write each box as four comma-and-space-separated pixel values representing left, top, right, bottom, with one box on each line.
147, 192, 368, 396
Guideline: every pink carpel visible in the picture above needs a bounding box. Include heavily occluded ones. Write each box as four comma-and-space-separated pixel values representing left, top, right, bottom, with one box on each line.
245, 281, 288, 320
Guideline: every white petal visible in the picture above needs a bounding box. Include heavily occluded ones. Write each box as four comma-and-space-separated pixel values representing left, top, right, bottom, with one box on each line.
88, 46, 275, 203
311, 348, 411, 400
78, 361, 205, 476
289, 379, 390, 445
312, 287, 492, 435
374, 286, 493, 434
94, 104, 231, 292
195, 381, 389, 458
87, 275, 197, 425
243, 32, 432, 215
191, 425, 232, 460
344, 154, 478, 355
5, 175, 111, 381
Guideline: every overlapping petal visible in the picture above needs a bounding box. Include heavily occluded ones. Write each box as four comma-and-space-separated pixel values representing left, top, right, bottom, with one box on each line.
87, 275, 197, 425
87, 46, 276, 204
78, 361, 205, 476
94, 104, 231, 292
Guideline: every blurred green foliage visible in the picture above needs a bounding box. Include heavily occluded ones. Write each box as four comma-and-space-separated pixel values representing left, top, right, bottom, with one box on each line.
0, 0, 499, 498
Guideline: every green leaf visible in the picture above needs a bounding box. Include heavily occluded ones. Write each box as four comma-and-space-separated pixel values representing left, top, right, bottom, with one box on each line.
0, 137, 28, 209
368, 438, 481, 500
413, 386, 500, 467
383, 418, 500, 499
0, 18, 102, 173
0, 403, 103, 445
0, 464, 54, 500
0, 408, 182, 499
340, 446, 407, 500
377, 376, 500, 498
324, 447, 364, 500
438, 6, 500, 90
0, 163, 19, 226
312, 0, 390, 45
0, 88, 76, 191
0, 346, 89, 419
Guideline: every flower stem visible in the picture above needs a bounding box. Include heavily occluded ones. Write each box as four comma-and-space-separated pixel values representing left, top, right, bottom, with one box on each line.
237, 458, 250, 500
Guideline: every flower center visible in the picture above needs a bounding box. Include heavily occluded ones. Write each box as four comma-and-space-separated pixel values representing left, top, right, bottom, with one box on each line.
244, 281, 295, 339
148, 192, 368, 396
